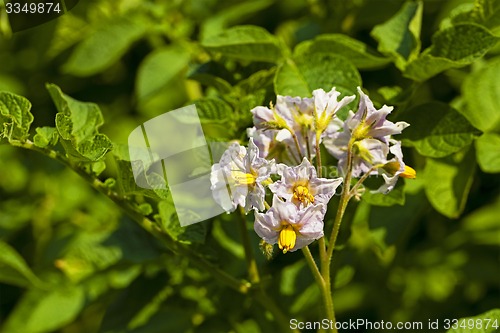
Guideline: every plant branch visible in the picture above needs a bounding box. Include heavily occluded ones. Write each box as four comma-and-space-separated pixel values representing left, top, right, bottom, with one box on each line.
238, 208, 260, 284
9, 140, 250, 295
349, 166, 376, 198
11, 139, 298, 331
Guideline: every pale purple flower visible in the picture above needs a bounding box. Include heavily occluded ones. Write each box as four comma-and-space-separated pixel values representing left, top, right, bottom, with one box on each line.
313, 87, 355, 133
327, 136, 390, 178
254, 196, 325, 253
324, 87, 409, 178
210, 139, 274, 213
250, 94, 321, 161
344, 87, 408, 144
269, 157, 342, 208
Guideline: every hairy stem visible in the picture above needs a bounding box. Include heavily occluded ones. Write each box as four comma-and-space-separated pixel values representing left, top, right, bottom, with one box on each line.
315, 132, 323, 177
327, 139, 354, 260
349, 166, 376, 198
302, 246, 334, 332
289, 129, 304, 162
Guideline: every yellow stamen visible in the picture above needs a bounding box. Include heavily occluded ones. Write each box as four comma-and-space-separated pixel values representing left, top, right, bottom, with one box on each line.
231, 170, 256, 186
314, 111, 332, 134
295, 112, 314, 128
293, 185, 315, 205
352, 121, 371, 141
261, 177, 273, 186
400, 165, 416, 179
278, 225, 297, 254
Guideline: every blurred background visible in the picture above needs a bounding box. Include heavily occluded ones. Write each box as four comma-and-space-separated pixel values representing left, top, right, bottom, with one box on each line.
0, 0, 499, 332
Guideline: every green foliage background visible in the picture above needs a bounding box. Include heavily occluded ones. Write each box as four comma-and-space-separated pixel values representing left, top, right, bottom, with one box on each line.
0, 0, 499, 332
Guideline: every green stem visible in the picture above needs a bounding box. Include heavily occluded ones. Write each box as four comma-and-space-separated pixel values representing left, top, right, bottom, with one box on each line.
289, 129, 304, 162
320, 139, 356, 333
302, 246, 324, 286
238, 208, 260, 284
302, 246, 334, 332
238, 208, 297, 332
315, 132, 323, 177
349, 166, 376, 198
326, 139, 354, 261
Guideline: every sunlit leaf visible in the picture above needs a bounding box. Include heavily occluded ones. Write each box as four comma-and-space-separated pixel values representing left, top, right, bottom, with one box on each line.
371, 1, 423, 70
274, 53, 361, 99
0, 91, 33, 142
64, 17, 147, 76
201, 0, 273, 39
400, 102, 479, 157
202, 25, 283, 63
404, 24, 499, 81
294, 34, 391, 70
424, 148, 476, 218
46, 83, 112, 161
461, 57, 500, 132
33, 126, 59, 148
475, 133, 500, 173
136, 46, 190, 102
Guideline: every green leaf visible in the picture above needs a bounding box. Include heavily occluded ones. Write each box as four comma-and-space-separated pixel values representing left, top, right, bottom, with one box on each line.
371, 1, 423, 70
46, 83, 112, 161
236, 67, 275, 93
424, 148, 476, 218
461, 57, 500, 132
112, 144, 169, 200
136, 46, 190, 103
449, 0, 500, 35
463, 198, 500, 246
404, 24, 499, 81
362, 179, 406, 207
158, 200, 207, 245
64, 17, 147, 76
400, 102, 479, 158
201, 25, 283, 63
294, 34, 390, 70
446, 308, 500, 333
274, 53, 361, 99
33, 126, 59, 148
0, 91, 33, 142
0, 240, 44, 288
200, 0, 273, 39
2, 286, 85, 333
274, 58, 310, 97
187, 61, 234, 93
475, 133, 500, 173
194, 97, 233, 123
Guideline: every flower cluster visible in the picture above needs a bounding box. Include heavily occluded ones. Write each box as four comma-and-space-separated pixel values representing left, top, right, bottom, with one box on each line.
211, 87, 415, 254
